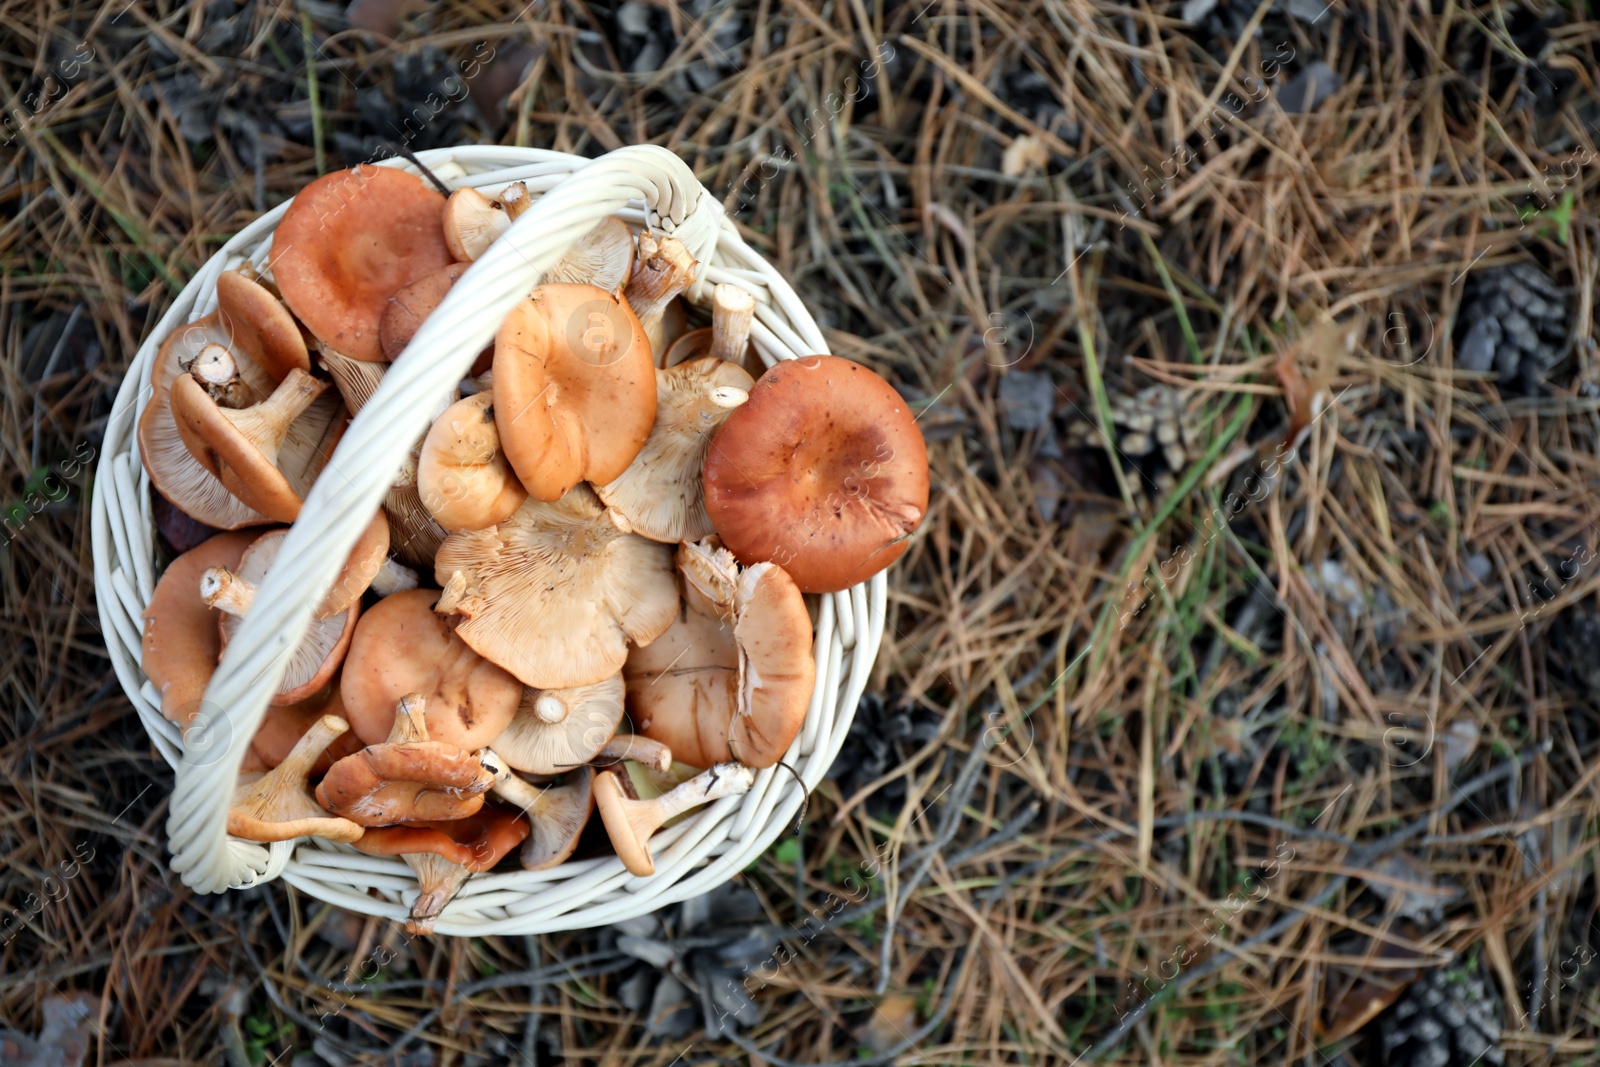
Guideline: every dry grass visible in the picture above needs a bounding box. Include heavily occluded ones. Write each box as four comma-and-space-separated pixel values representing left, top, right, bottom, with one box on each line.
4, 0, 1600, 1064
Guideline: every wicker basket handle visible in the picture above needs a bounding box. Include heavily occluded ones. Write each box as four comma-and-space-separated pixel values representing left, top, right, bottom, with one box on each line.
168, 146, 723, 893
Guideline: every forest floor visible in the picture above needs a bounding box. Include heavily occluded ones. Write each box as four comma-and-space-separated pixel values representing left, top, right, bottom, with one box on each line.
4, 0, 1600, 1064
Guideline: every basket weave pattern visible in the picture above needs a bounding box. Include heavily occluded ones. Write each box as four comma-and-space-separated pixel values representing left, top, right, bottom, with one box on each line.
90, 145, 885, 935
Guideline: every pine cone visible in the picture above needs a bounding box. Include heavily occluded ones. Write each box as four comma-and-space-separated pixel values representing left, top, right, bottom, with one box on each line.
1376, 960, 1505, 1067
1065, 383, 1204, 499
1457, 262, 1568, 393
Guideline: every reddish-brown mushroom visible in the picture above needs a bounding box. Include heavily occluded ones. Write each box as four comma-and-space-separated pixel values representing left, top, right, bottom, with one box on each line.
350, 806, 529, 935
703, 355, 929, 592
271, 164, 454, 361
141, 531, 257, 725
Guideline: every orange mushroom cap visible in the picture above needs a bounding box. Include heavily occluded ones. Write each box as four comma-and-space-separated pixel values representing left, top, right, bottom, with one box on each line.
141, 530, 257, 725
340, 588, 522, 748
492, 284, 657, 501
703, 355, 929, 593
272, 165, 454, 361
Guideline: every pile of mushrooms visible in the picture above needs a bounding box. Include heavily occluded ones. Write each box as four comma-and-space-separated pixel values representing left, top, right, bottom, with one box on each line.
138, 163, 930, 933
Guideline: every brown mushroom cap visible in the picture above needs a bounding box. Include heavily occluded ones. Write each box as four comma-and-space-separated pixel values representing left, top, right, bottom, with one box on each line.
141, 531, 257, 725
488, 674, 625, 775
492, 284, 657, 501
703, 355, 930, 593
170, 368, 330, 522
433, 485, 677, 690
380, 262, 492, 363
272, 165, 453, 361
594, 356, 753, 543
228, 715, 366, 843
593, 762, 755, 876
350, 806, 529, 935
625, 540, 814, 769
316, 695, 499, 825
416, 392, 528, 532
202, 529, 358, 705
140, 315, 344, 529
341, 588, 522, 748
316, 509, 401, 618
488, 764, 595, 871
216, 269, 312, 381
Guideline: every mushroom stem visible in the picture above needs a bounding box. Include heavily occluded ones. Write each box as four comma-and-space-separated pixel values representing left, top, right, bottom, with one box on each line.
186, 343, 249, 405
226, 715, 364, 843
594, 763, 755, 876
369, 558, 420, 597
594, 734, 672, 774
199, 566, 256, 618
624, 233, 697, 363
533, 694, 568, 724
709, 386, 749, 410
499, 181, 532, 220
708, 283, 756, 364
403, 852, 471, 936
389, 694, 430, 744
228, 369, 327, 466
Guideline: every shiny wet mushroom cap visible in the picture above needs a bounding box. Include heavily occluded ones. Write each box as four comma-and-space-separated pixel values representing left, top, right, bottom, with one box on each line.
703, 355, 929, 593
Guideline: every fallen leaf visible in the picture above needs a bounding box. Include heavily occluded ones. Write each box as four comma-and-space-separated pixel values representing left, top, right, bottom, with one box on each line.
857, 994, 920, 1052
1276, 317, 1359, 446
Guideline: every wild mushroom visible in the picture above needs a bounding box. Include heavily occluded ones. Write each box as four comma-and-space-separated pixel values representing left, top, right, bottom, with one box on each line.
441, 186, 511, 261
703, 354, 930, 593
247, 682, 364, 774
592, 734, 672, 774
593, 763, 756, 876
318, 510, 419, 618
540, 217, 635, 294
272, 164, 454, 361
350, 806, 529, 935
340, 588, 522, 748
141, 530, 256, 725
416, 392, 528, 531
386, 449, 450, 569
433, 484, 677, 690
488, 674, 625, 775
487, 763, 595, 871
201, 529, 358, 705
593, 356, 753, 542
492, 284, 657, 501
662, 283, 757, 369
624, 232, 697, 364
140, 316, 345, 529
214, 269, 312, 380
624, 539, 815, 769
227, 715, 365, 843
378, 262, 494, 374
316, 694, 499, 825
170, 367, 331, 522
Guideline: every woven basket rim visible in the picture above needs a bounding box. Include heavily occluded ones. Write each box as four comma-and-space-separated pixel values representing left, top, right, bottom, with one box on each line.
89, 144, 886, 935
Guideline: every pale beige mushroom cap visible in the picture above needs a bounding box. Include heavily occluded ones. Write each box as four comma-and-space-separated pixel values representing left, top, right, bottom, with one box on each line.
489, 674, 625, 774
417, 392, 529, 532
594, 356, 753, 543
433, 485, 677, 690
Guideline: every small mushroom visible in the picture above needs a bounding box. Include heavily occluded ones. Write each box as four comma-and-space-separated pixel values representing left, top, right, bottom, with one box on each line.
377, 262, 495, 374
433, 484, 677, 690
592, 734, 672, 774
593, 763, 756, 876
200, 530, 358, 705
625, 539, 815, 769
624, 232, 697, 365
215, 269, 312, 381
350, 806, 529, 935
141, 530, 257, 725
441, 186, 510, 261
170, 367, 331, 522
273, 164, 454, 361
662, 283, 758, 369
486, 762, 595, 871
340, 588, 522, 748
316, 694, 499, 825
416, 392, 528, 531
488, 674, 625, 775
593, 356, 753, 543
140, 317, 345, 529
492, 284, 658, 501
703, 355, 930, 592
228, 715, 365, 843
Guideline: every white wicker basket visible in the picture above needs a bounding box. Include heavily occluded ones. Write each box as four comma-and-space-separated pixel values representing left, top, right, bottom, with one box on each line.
91, 145, 885, 935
